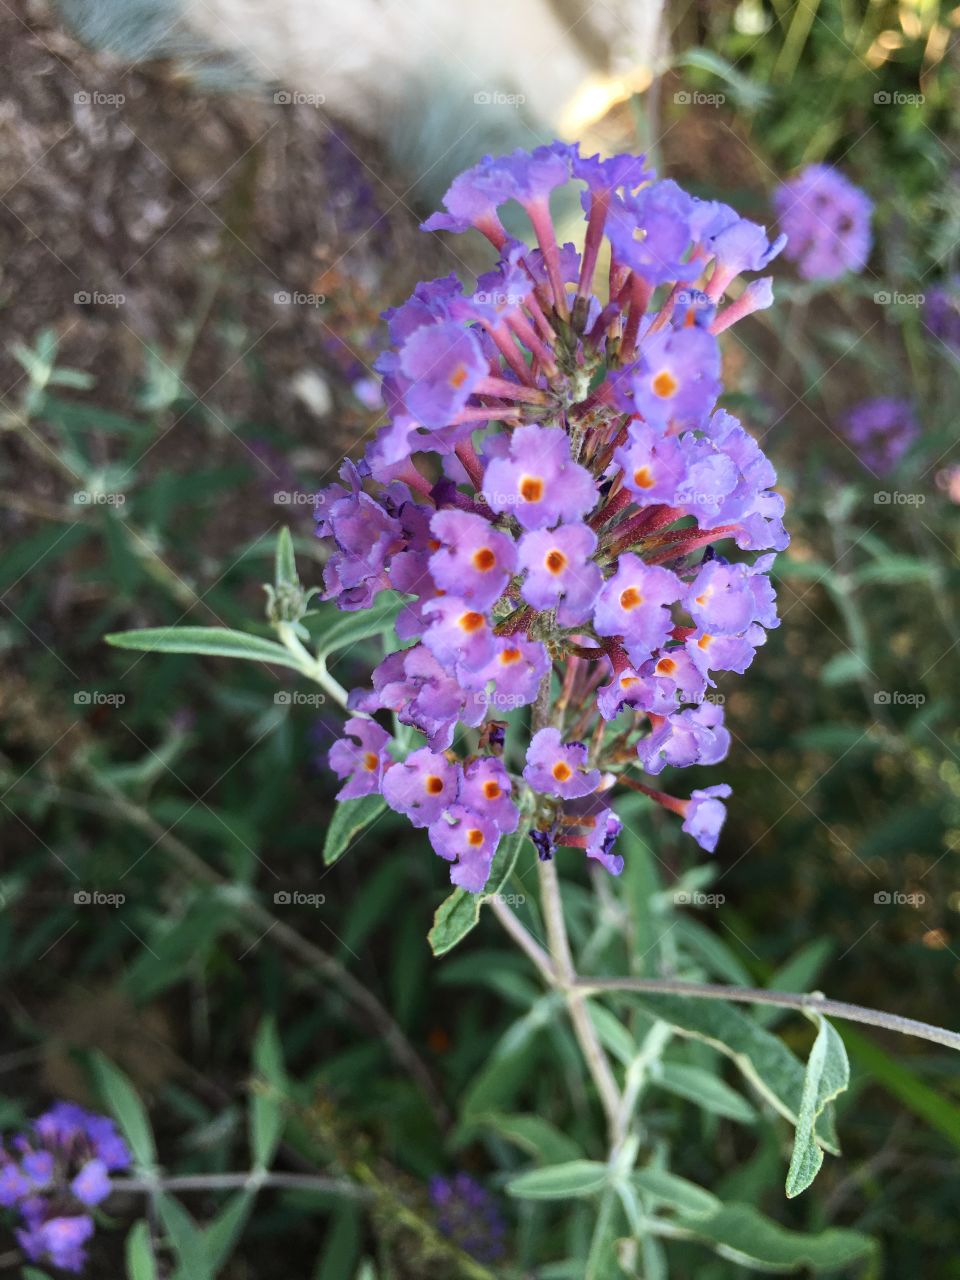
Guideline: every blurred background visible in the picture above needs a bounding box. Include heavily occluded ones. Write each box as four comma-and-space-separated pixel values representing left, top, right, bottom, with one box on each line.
1, 0, 959, 1274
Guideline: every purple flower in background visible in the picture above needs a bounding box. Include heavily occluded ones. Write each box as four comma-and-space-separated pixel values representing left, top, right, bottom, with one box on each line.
2, 1103, 130, 1273
429, 1172, 507, 1263
925, 277, 960, 353
842, 397, 919, 473
774, 164, 873, 281
524, 728, 600, 799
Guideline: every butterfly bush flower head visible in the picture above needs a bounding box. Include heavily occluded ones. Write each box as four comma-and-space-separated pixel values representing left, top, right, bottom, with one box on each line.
429, 1172, 506, 1263
316, 141, 789, 890
774, 164, 873, 281
842, 397, 919, 473
1, 1102, 130, 1273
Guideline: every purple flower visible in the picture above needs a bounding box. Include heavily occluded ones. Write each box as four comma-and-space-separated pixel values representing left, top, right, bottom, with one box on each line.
352, 646, 485, 752
429, 510, 516, 608
429, 805, 500, 892
460, 757, 519, 833
382, 748, 459, 828
682, 783, 732, 853
524, 728, 600, 799
684, 560, 758, 635
18, 1215, 94, 1273
605, 180, 699, 284
585, 808, 624, 876
636, 702, 730, 775
687, 629, 762, 679
593, 556, 683, 665
422, 597, 496, 672
621, 327, 721, 430
328, 717, 391, 800
925, 277, 960, 353
475, 636, 552, 710
774, 164, 872, 281
483, 426, 597, 530
429, 1172, 506, 1263
70, 1159, 111, 1208
398, 321, 488, 427
316, 461, 400, 610
614, 424, 689, 506
517, 523, 602, 623
842, 397, 919, 473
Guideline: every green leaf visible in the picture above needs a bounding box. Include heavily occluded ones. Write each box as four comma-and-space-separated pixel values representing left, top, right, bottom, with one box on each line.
843, 1026, 960, 1149
754, 940, 834, 1028
159, 1195, 212, 1280
105, 626, 301, 670
855, 556, 934, 586
251, 1017, 286, 1169
632, 1167, 720, 1218
323, 794, 388, 866
653, 1060, 757, 1124
275, 526, 298, 587
428, 830, 524, 957
619, 994, 839, 1153
675, 1203, 877, 1272
315, 594, 404, 659
471, 1112, 583, 1165
820, 651, 870, 687
507, 1159, 609, 1200
90, 1053, 157, 1172
785, 1014, 849, 1198
202, 1191, 255, 1270
125, 1220, 158, 1280
23, 1270, 56, 1280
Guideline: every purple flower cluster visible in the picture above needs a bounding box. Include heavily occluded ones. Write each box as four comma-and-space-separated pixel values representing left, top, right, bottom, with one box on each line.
774, 164, 873, 281
429, 1172, 506, 1262
0, 1102, 130, 1273
319, 142, 788, 890
843, 397, 919, 473
925, 276, 960, 354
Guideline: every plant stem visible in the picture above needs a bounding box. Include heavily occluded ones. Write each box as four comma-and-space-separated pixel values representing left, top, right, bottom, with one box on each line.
573, 977, 960, 1052
111, 1172, 366, 1197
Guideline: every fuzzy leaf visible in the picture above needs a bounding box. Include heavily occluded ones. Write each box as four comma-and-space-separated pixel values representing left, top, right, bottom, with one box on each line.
785, 1014, 849, 1198
105, 626, 299, 669
428, 830, 524, 957
323, 795, 388, 866
507, 1160, 609, 1200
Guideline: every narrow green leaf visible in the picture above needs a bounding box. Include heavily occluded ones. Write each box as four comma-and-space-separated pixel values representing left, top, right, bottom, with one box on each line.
315, 594, 404, 659
676, 1203, 877, 1272
786, 1013, 849, 1198
428, 830, 524, 957
23, 1269, 56, 1280
202, 1191, 255, 1270
323, 795, 388, 866
275, 526, 298, 587
471, 1112, 583, 1165
653, 1061, 756, 1124
158, 1195, 212, 1280
90, 1054, 157, 1172
125, 1220, 158, 1280
843, 1026, 960, 1148
251, 1018, 286, 1169
632, 1167, 720, 1218
507, 1159, 609, 1200
105, 627, 300, 669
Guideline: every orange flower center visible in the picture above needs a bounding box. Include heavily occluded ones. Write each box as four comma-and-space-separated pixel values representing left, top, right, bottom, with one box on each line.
698, 633, 713, 650
552, 760, 573, 783
620, 675, 640, 688
656, 658, 677, 675
545, 549, 567, 574
363, 752, 379, 772
499, 647, 522, 665
482, 780, 502, 799
519, 476, 544, 502
619, 587, 643, 610
472, 547, 496, 572
466, 828, 485, 847
459, 611, 485, 633
425, 775, 444, 795
449, 363, 469, 389
652, 370, 678, 398
633, 466, 655, 489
